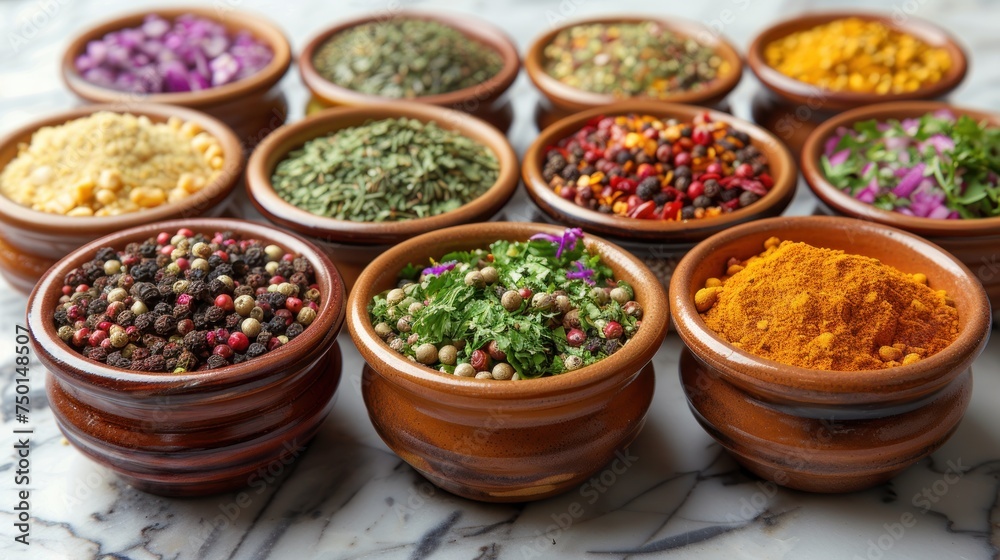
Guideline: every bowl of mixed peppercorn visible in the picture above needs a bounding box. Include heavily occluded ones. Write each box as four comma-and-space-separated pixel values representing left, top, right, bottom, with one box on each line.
347, 222, 669, 502
523, 101, 797, 252
525, 15, 744, 130
26, 218, 345, 496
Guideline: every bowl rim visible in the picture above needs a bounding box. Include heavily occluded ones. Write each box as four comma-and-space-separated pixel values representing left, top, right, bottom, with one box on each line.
26, 217, 346, 390
0, 103, 244, 237
521, 100, 798, 240
346, 221, 669, 400
246, 101, 520, 245
524, 14, 744, 111
298, 10, 521, 108
746, 10, 969, 111
669, 215, 992, 399
801, 100, 1000, 237
60, 6, 292, 108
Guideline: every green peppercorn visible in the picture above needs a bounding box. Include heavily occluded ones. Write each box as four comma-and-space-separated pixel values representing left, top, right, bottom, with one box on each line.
103, 260, 121, 275
386, 288, 405, 306
374, 322, 393, 339
438, 344, 457, 365
564, 355, 583, 371
192, 242, 212, 259
491, 363, 515, 380
265, 261, 279, 275
454, 363, 476, 377
191, 258, 210, 272
108, 288, 128, 303
264, 245, 283, 261
173, 280, 190, 294
297, 307, 317, 326
131, 301, 148, 315
57, 325, 74, 341
475, 371, 492, 379
415, 343, 438, 365
217, 275, 235, 291
610, 287, 630, 304
241, 318, 262, 338
250, 306, 265, 321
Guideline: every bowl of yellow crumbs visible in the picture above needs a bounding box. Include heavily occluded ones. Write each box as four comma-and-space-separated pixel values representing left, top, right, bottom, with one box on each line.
0, 103, 243, 292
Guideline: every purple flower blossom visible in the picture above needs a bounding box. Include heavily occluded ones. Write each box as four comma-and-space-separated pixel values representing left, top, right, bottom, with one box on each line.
529, 227, 585, 258
422, 261, 457, 277
566, 261, 596, 285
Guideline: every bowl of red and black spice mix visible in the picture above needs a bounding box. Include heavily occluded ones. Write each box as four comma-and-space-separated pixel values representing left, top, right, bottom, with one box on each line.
26, 218, 345, 497
347, 222, 668, 502
525, 15, 744, 130
670, 216, 991, 493
522, 101, 797, 285
802, 101, 1000, 323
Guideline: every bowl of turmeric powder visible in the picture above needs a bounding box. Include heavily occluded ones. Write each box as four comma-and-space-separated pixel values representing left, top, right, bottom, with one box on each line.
0, 103, 243, 293
669, 215, 991, 493
746, 11, 968, 154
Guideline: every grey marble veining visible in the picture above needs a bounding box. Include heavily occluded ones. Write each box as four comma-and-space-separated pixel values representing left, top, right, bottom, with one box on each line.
1, 0, 999, 558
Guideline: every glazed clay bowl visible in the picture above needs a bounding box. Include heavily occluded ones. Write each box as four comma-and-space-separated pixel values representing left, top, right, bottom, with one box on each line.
522, 101, 797, 262
747, 11, 968, 155
802, 101, 1000, 324
0, 103, 243, 294
669, 216, 991, 493
246, 102, 519, 293
26, 218, 346, 497
299, 11, 520, 133
61, 7, 292, 147
347, 222, 669, 502
526, 15, 744, 131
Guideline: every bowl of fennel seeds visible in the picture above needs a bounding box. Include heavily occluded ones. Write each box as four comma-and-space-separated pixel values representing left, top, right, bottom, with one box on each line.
246, 102, 519, 292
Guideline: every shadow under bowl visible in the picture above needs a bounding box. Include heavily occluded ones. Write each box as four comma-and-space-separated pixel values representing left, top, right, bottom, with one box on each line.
669, 215, 991, 492
26, 218, 346, 497
346, 222, 669, 502
0, 103, 244, 293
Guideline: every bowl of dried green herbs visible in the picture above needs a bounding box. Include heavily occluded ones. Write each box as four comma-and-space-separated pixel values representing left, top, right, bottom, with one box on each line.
346, 222, 669, 502
299, 11, 520, 132
246, 102, 519, 292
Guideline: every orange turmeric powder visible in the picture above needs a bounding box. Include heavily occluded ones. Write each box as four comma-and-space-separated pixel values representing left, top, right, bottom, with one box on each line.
698, 238, 959, 371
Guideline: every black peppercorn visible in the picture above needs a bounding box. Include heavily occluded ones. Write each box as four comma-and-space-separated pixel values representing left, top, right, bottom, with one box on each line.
703, 180, 721, 198
681, 206, 696, 220
693, 195, 712, 208
286, 323, 304, 338
207, 355, 228, 369
636, 177, 661, 201
246, 343, 267, 358
739, 191, 760, 207
205, 306, 226, 323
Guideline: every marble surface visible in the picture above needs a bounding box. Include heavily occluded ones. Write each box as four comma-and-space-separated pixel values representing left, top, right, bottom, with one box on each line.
2, 0, 999, 558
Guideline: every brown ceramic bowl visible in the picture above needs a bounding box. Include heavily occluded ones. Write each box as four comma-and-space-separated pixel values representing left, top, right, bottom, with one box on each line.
347, 222, 669, 502
61, 7, 292, 146
525, 15, 744, 130
802, 101, 1000, 324
747, 11, 968, 155
26, 218, 346, 497
299, 11, 520, 132
0, 103, 243, 294
246, 102, 519, 293
523, 101, 797, 247
670, 216, 991, 493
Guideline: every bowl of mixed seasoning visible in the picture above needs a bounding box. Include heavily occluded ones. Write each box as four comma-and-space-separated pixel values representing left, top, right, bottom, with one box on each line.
802, 101, 1000, 323
525, 16, 743, 130
670, 216, 991, 493
61, 8, 292, 145
522, 101, 796, 286
246, 102, 519, 292
26, 218, 346, 496
346, 222, 669, 502
299, 12, 520, 132
0, 103, 243, 293
747, 11, 968, 154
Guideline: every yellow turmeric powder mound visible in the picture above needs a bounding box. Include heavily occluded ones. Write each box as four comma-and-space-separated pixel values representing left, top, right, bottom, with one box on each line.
698, 239, 959, 371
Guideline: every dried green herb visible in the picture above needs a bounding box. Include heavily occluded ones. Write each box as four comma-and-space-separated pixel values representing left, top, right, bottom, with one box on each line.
543, 21, 729, 98
271, 117, 499, 222
313, 19, 504, 98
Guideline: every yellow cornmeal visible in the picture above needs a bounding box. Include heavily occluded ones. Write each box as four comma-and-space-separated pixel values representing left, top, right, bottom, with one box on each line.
0, 112, 223, 216
764, 18, 952, 94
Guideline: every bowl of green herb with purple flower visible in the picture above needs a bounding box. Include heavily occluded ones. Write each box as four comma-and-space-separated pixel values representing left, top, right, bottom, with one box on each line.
346, 222, 668, 502
803, 101, 1000, 321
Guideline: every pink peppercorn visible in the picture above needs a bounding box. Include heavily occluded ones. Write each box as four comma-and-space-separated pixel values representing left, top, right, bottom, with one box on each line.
213, 344, 234, 359
214, 294, 234, 311
156, 232, 171, 245
284, 297, 303, 314
228, 332, 249, 353
177, 228, 194, 237
160, 245, 174, 256
177, 293, 193, 305
88, 330, 107, 347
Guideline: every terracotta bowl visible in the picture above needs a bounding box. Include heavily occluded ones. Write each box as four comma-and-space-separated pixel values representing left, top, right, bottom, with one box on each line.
522, 100, 797, 274
670, 216, 991, 493
346, 222, 669, 502
525, 15, 743, 130
26, 218, 346, 497
246, 102, 519, 293
299, 11, 520, 133
61, 7, 292, 147
802, 101, 1000, 324
747, 10, 968, 155
0, 103, 243, 294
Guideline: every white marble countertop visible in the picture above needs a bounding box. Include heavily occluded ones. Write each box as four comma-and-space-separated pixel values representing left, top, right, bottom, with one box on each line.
1, 0, 999, 558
